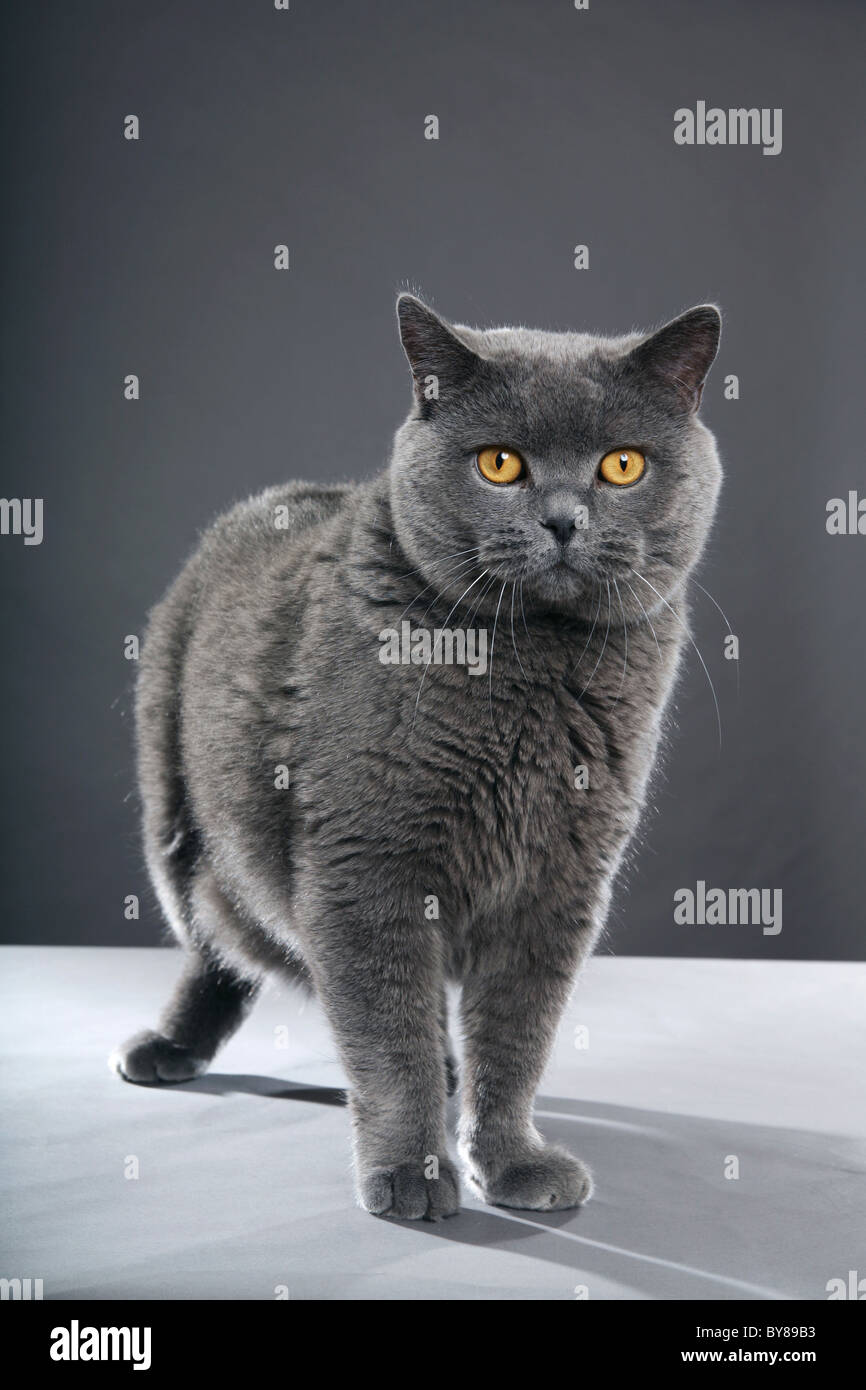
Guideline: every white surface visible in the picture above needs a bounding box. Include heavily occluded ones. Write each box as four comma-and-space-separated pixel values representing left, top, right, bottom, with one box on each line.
1, 947, 864, 1301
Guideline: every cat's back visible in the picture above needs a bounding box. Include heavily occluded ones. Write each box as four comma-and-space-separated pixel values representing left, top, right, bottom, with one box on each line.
147, 479, 351, 633
192, 480, 353, 588
137, 481, 354, 794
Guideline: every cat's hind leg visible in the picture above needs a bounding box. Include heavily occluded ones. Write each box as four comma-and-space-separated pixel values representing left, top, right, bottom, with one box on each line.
111, 947, 260, 1085
111, 863, 264, 1085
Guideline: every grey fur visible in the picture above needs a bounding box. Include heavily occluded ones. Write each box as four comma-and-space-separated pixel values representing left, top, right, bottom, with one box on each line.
112, 295, 722, 1220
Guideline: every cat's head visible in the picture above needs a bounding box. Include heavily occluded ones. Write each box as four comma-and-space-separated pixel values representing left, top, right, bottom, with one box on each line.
389, 295, 722, 621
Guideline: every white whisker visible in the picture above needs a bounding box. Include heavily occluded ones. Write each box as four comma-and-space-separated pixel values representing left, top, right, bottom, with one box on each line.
519, 574, 536, 655
632, 569, 722, 749
624, 578, 662, 663
397, 550, 483, 623
611, 578, 629, 709
567, 582, 602, 679
410, 569, 489, 732
509, 581, 530, 683
392, 545, 482, 584
575, 579, 612, 702
488, 581, 508, 724
414, 557, 484, 626
463, 572, 497, 629
692, 577, 740, 696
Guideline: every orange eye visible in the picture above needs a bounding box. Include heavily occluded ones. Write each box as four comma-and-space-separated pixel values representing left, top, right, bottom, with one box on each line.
477, 447, 525, 485
599, 448, 646, 486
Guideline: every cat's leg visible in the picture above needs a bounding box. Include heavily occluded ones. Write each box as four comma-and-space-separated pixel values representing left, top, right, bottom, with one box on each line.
111, 865, 262, 1084
440, 986, 459, 1097
457, 910, 596, 1211
111, 948, 260, 1084
301, 885, 458, 1220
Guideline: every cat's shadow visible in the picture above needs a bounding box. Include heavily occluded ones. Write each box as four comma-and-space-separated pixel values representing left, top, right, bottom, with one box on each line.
179, 1073, 347, 1105
167, 1074, 859, 1300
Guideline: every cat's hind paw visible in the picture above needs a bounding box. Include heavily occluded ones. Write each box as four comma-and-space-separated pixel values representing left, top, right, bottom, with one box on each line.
358, 1157, 460, 1221
470, 1146, 593, 1212
109, 1029, 209, 1085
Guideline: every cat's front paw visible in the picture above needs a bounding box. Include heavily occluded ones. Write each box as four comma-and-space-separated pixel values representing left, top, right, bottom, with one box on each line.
110, 1029, 209, 1085
469, 1145, 593, 1212
357, 1156, 460, 1221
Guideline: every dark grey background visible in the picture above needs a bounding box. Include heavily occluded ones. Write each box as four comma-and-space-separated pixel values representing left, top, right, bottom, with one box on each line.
2, 0, 863, 957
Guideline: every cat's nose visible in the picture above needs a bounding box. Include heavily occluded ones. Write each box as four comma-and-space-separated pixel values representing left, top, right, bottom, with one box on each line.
540, 514, 577, 547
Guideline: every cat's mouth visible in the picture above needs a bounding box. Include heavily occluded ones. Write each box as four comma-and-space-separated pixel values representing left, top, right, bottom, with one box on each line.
521, 553, 596, 603
536, 551, 590, 580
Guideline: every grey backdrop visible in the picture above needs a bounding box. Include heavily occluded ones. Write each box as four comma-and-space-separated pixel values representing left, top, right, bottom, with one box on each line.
2, 0, 863, 958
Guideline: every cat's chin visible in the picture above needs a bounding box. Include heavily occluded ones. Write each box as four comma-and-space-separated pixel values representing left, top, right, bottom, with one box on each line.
522, 562, 595, 614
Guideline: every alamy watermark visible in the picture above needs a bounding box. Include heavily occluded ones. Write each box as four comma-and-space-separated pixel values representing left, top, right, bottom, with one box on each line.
674, 880, 782, 935
674, 103, 782, 156
379, 621, 488, 676
50, 1321, 151, 1371
0, 498, 43, 545
1, 1276, 43, 1299
826, 491, 866, 535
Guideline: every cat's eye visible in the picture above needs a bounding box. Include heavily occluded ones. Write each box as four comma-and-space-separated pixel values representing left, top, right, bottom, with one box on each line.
477, 447, 525, 485
599, 448, 646, 487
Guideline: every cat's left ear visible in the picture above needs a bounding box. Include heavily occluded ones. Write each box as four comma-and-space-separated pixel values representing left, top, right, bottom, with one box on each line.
397, 294, 482, 402
626, 306, 722, 412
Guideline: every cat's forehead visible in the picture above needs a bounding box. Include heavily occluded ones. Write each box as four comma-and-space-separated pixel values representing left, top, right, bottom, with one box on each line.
448, 322, 651, 440
455, 322, 643, 372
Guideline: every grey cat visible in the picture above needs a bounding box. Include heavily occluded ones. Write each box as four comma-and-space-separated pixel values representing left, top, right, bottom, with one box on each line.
112, 294, 722, 1220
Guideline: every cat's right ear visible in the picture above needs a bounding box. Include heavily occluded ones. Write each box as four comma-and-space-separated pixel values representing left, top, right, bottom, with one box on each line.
396, 295, 481, 403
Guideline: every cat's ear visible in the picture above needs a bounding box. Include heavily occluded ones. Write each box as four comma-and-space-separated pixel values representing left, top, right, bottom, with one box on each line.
396, 294, 481, 402
626, 306, 721, 412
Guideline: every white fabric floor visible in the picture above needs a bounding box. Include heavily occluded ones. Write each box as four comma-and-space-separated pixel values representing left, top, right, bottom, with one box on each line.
1, 947, 863, 1301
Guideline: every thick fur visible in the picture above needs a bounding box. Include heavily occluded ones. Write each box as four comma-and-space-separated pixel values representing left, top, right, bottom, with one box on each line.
113, 297, 722, 1221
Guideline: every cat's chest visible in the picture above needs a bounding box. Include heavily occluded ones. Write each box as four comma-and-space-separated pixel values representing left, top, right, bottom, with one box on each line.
392, 663, 613, 897
303, 605, 666, 910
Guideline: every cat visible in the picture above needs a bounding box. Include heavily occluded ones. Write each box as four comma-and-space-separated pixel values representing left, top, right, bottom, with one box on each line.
112, 294, 722, 1221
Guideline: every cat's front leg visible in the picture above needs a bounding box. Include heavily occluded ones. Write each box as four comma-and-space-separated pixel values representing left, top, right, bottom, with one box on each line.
457, 909, 597, 1212
300, 876, 459, 1221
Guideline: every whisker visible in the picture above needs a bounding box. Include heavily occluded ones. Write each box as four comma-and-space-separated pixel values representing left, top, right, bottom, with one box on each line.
398, 551, 482, 623
567, 582, 602, 679
463, 573, 497, 629
394, 550, 484, 618
414, 557, 485, 626
391, 545, 482, 584
624, 578, 663, 663
410, 570, 489, 732
691, 577, 740, 696
575, 579, 612, 702
519, 574, 538, 656
632, 569, 722, 749
488, 581, 508, 725
509, 581, 530, 683
611, 578, 629, 709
